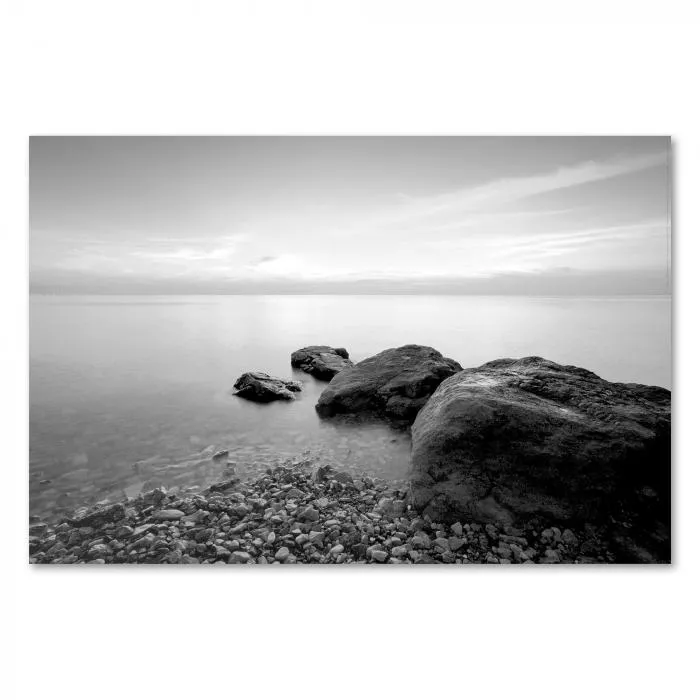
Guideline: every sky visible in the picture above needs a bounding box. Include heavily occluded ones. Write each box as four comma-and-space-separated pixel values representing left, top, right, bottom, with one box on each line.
29, 136, 671, 294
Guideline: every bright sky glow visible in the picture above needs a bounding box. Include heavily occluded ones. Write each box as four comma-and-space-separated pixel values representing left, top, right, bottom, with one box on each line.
29, 136, 671, 294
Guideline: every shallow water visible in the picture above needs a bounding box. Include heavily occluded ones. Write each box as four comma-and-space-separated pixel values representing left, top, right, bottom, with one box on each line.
29, 294, 671, 521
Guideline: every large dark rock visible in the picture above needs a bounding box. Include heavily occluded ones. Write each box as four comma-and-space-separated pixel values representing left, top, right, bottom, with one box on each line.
315, 344, 462, 423
291, 345, 353, 380
233, 372, 302, 403
409, 357, 671, 562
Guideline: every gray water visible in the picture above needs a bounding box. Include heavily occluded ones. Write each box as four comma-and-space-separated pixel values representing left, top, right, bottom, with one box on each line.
29, 294, 671, 521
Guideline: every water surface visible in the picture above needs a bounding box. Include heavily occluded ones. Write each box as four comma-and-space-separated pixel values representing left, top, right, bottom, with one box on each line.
29, 294, 671, 521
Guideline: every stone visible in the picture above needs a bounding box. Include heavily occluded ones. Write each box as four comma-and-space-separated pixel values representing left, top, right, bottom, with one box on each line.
141, 487, 167, 506
28, 522, 48, 537
410, 357, 670, 562
87, 543, 113, 559
232, 504, 251, 518
291, 346, 353, 380
315, 344, 462, 423
391, 545, 408, 558
154, 509, 185, 521
376, 497, 406, 517
409, 533, 431, 550
485, 524, 499, 540
67, 502, 126, 528
329, 544, 344, 555
432, 537, 450, 552
299, 506, 320, 522
233, 372, 302, 402
308, 531, 325, 546
542, 549, 562, 564
229, 551, 252, 564
275, 547, 290, 562
450, 522, 463, 537
351, 543, 368, 559
561, 529, 579, 548
448, 537, 466, 552
370, 549, 388, 563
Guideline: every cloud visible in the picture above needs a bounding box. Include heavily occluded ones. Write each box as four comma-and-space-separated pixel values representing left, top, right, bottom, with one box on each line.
131, 233, 251, 263
391, 151, 667, 220
134, 247, 231, 261
247, 254, 306, 276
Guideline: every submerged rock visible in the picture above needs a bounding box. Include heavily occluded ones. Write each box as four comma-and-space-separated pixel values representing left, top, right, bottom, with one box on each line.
315, 345, 462, 423
233, 372, 302, 402
291, 345, 353, 380
409, 357, 671, 562
67, 502, 126, 528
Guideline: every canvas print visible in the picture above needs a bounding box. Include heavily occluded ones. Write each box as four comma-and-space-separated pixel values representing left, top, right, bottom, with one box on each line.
28, 136, 672, 565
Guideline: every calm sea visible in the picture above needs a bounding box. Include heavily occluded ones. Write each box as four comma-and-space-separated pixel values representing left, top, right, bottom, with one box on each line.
29, 294, 671, 521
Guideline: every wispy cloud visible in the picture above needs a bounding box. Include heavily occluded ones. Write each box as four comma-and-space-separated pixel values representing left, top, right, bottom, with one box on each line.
134, 247, 233, 261
327, 150, 667, 249
131, 233, 251, 263
389, 151, 667, 221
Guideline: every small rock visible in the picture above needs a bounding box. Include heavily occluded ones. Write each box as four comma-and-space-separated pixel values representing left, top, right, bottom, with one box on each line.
229, 551, 252, 564
409, 533, 431, 550
299, 506, 320, 522
561, 529, 579, 548
371, 549, 388, 563
542, 549, 561, 564
275, 547, 290, 562
308, 531, 325, 546
28, 523, 48, 537
154, 509, 185, 521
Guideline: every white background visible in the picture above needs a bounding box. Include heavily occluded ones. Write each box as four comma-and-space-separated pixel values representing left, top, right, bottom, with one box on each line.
2, 2, 698, 699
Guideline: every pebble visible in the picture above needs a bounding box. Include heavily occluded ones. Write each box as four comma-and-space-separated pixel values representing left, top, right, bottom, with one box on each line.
299, 506, 320, 522
154, 509, 185, 521
275, 547, 290, 562
369, 548, 387, 562
229, 551, 252, 564
308, 531, 325, 546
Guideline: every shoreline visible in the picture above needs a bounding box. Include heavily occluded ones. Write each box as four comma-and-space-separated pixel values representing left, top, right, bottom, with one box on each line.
29, 456, 618, 565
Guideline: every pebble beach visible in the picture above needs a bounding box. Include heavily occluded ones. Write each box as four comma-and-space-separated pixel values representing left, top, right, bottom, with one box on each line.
29, 454, 614, 565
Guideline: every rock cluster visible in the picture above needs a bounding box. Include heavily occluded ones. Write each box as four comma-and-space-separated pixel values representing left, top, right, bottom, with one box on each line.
29, 461, 621, 565
233, 371, 302, 402
291, 346, 353, 380
316, 345, 462, 423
